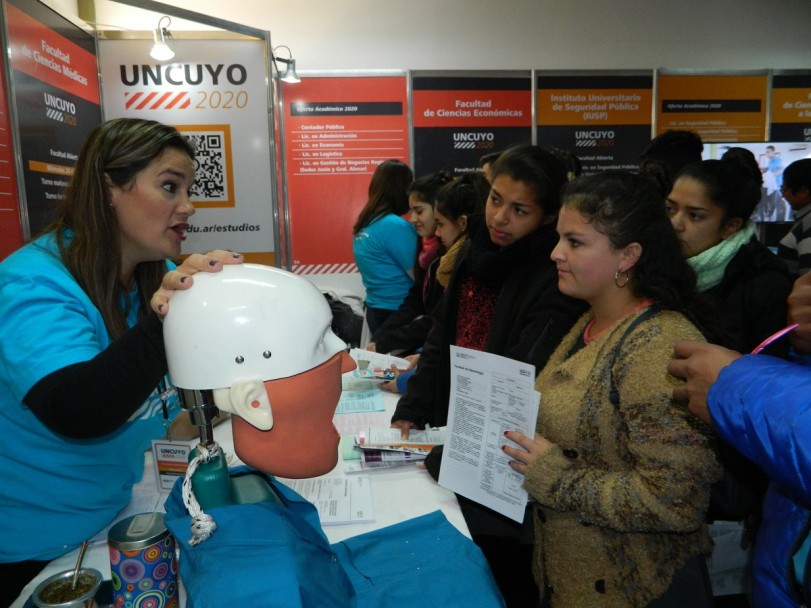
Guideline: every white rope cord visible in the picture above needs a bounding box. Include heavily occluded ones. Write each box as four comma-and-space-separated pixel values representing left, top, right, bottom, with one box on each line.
182, 441, 221, 546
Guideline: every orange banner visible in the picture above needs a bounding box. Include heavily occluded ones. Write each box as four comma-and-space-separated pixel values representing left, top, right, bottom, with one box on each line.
0, 55, 23, 261
770, 73, 811, 141
656, 73, 768, 142
537, 88, 651, 126
27, 159, 75, 176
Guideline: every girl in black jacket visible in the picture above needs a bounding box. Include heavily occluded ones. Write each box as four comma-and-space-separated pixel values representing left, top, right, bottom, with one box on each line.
391, 144, 587, 608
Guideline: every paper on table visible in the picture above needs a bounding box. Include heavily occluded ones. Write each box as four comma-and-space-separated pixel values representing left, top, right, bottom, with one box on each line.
335, 388, 386, 414
348, 348, 410, 373
439, 346, 539, 523
278, 475, 375, 525
357, 426, 445, 451
341, 376, 383, 392
333, 411, 391, 437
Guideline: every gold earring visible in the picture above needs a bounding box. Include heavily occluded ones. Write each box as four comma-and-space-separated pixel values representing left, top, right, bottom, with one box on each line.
614, 269, 630, 288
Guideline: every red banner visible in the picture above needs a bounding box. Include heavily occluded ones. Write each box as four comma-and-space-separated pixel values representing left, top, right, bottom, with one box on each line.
412, 90, 530, 128
0, 55, 23, 261
282, 76, 409, 273
6, 3, 99, 104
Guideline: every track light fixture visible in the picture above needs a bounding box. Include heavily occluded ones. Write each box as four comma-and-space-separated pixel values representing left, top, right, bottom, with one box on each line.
150, 16, 174, 62
273, 45, 300, 84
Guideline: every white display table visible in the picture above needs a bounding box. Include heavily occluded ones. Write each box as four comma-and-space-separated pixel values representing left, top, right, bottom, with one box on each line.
12, 391, 462, 607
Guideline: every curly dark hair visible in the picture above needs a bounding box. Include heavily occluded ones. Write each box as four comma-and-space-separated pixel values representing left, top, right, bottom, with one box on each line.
561, 171, 718, 339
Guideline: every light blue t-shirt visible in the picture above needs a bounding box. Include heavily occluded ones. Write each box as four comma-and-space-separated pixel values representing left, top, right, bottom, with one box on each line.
0, 233, 180, 562
352, 214, 417, 310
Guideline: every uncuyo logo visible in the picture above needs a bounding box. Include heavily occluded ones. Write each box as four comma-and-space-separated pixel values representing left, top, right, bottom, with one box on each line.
574, 130, 615, 148
453, 131, 495, 150
43, 92, 78, 126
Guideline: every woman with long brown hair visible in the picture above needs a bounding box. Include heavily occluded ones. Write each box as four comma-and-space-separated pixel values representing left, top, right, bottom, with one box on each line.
352, 159, 416, 333
0, 117, 238, 605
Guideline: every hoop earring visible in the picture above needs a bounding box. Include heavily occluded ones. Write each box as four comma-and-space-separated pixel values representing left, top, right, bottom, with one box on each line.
614, 269, 630, 288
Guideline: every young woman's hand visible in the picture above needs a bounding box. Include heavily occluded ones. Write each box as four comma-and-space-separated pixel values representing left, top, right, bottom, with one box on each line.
390, 419, 419, 439
503, 430, 553, 474
151, 250, 243, 316
380, 355, 420, 393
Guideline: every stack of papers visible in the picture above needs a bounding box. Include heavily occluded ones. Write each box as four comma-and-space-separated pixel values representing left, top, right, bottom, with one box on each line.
356, 427, 445, 452
343, 427, 445, 472
343, 349, 411, 389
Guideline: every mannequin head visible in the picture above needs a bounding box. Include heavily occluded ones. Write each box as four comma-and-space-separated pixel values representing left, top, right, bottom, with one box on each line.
231, 350, 355, 477
163, 264, 355, 477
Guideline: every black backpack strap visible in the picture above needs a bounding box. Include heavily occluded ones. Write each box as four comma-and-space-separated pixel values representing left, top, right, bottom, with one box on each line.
608, 306, 660, 407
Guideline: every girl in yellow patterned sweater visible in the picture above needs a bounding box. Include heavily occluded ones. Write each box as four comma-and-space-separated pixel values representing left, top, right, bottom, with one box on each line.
504, 171, 721, 608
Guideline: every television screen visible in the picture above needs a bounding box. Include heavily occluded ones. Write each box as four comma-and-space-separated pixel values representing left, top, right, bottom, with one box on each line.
702, 141, 811, 223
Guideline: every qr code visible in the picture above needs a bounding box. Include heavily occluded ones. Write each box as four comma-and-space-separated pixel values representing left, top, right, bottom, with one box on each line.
177, 125, 234, 207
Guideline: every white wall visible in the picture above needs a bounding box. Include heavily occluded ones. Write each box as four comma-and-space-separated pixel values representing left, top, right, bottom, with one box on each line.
85, 0, 811, 73
39, 0, 811, 300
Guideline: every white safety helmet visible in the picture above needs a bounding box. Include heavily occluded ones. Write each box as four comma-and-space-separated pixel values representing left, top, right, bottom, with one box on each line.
163, 264, 347, 429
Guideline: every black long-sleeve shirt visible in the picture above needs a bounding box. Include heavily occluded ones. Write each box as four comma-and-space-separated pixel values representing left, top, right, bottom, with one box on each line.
24, 313, 168, 438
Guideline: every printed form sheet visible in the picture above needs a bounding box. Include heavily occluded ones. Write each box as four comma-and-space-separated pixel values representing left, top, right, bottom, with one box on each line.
439, 346, 539, 523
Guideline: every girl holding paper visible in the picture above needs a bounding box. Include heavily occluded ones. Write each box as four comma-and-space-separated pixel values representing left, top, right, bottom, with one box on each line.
504, 172, 720, 607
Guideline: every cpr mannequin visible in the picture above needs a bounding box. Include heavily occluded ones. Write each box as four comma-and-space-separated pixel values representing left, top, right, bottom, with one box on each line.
162, 264, 359, 606
162, 263, 354, 507
162, 264, 504, 607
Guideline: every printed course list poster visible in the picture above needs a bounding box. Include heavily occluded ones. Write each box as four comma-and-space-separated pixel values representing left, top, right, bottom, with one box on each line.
282, 75, 410, 274
411, 71, 532, 177
5, 0, 101, 238
536, 71, 653, 175
770, 71, 811, 142
656, 71, 769, 142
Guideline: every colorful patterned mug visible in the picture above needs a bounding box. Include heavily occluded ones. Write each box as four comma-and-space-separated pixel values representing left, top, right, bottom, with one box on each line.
108, 512, 178, 608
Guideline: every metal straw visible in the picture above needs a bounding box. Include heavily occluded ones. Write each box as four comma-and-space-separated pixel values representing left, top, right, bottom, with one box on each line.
71, 540, 89, 590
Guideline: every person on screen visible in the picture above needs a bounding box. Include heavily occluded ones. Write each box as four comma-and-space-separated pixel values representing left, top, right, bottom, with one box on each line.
758, 145, 787, 221
0, 117, 241, 606
504, 171, 720, 607
777, 158, 811, 277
